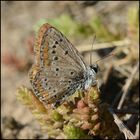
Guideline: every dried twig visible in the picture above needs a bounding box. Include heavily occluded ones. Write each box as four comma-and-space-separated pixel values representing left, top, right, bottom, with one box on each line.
111, 108, 139, 115
112, 62, 139, 108
109, 108, 135, 139
77, 39, 131, 53
117, 62, 139, 109
114, 66, 131, 78
135, 122, 139, 139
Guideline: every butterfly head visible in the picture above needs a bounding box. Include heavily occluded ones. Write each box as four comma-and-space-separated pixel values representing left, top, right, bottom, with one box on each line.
90, 63, 99, 74
84, 64, 99, 90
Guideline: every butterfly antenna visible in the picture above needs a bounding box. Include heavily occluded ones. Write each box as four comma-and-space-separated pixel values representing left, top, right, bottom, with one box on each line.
90, 35, 96, 66
96, 53, 115, 64
96, 53, 115, 72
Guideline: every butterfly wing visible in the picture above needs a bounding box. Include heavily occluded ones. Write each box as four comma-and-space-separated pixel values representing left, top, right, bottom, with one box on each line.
29, 23, 87, 107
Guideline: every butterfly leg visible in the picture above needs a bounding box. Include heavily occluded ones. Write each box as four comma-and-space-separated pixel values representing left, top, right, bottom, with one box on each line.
93, 79, 100, 92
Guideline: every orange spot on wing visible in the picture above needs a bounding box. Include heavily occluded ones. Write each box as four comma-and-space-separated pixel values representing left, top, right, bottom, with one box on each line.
34, 23, 52, 65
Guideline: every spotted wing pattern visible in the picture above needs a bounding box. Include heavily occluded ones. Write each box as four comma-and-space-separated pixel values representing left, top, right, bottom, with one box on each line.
29, 23, 87, 107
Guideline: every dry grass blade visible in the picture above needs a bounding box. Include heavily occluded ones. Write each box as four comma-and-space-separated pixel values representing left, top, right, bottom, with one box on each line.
77, 39, 131, 53
111, 108, 139, 115
109, 109, 135, 139
117, 62, 139, 109
135, 122, 139, 139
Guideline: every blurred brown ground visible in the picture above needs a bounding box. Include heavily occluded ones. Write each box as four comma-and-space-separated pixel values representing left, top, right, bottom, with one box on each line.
1, 1, 139, 139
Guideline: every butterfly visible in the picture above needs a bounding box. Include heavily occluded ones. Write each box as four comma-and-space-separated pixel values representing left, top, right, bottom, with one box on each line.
29, 23, 99, 108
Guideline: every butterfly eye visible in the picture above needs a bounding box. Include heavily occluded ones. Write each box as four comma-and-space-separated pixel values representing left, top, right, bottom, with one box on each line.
93, 67, 98, 73
90, 64, 99, 73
